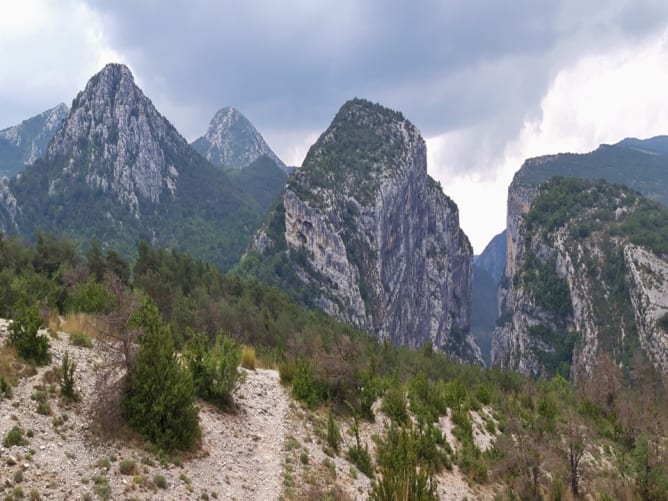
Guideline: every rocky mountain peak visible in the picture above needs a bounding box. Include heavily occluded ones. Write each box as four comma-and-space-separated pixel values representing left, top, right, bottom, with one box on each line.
0, 103, 69, 177
192, 106, 286, 171
46, 63, 189, 212
248, 98, 480, 363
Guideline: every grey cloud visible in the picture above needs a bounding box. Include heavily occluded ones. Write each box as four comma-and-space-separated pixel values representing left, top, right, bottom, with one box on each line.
82, 0, 668, 172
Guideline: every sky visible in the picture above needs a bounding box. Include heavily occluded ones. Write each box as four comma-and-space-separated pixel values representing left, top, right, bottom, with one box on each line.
3, 1, 668, 253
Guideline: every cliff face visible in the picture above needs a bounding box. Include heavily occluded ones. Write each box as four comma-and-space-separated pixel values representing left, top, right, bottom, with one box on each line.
492, 176, 668, 378
249, 99, 480, 362
0, 103, 68, 178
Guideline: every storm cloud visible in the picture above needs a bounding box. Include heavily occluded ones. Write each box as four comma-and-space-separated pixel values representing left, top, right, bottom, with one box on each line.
3, 0, 668, 250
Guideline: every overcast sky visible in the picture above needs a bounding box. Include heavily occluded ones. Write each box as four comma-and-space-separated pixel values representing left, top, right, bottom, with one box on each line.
3, 1, 668, 252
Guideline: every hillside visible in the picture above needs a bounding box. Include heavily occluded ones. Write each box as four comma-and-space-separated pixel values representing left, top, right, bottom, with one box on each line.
493, 176, 668, 379
0, 234, 666, 500
513, 138, 668, 206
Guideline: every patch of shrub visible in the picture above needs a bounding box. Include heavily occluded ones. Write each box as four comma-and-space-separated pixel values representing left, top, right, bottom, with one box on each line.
60, 351, 77, 401
154, 474, 168, 489
119, 459, 137, 475
69, 331, 92, 348
8, 302, 50, 365
3, 425, 28, 447
381, 385, 408, 425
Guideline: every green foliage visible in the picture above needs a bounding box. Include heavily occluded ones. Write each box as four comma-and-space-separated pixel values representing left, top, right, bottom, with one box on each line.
3, 425, 28, 447
184, 331, 242, 408
8, 302, 50, 365
66, 278, 113, 313
60, 351, 77, 401
69, 331, 92, 348
522, 252, 572, 318
408, 371, 447, 423
122, 300, 199, 451
118, 459, 137, 475
348, 443, 374, 478
381, 385, 409, 425
370, 424, 438, 501
326, 410, 341, 453
291, 359, 322, 407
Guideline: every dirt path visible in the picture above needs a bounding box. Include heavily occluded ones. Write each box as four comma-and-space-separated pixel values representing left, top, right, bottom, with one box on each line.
194, 368, 290, 500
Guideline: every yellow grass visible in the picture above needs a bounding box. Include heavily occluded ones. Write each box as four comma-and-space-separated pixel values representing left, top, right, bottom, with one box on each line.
241, 345, 256, 370
60, 312, 105, 338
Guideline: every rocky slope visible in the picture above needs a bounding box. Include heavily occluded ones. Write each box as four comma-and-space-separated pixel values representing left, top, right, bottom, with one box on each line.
245, 99, 480, 363
492, 176, 668, 378
192, 106, 287, 172
0, 104, 68, 178
0, 318, 495, 500
1, 64, 262, 270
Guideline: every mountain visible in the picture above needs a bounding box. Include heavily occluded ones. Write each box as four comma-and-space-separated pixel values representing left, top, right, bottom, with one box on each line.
512, 140, 668, 206
0, 103, 68, 178
241, 98, 480, 363
492, 176, 668, 379
192, 106, 287, 172
474, 230, 507, 283
471, 230, 507, 364
2, 63, 261, 270
226, 155, 288, 213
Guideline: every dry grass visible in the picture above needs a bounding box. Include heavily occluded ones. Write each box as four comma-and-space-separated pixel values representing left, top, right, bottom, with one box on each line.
241, 346, 257, 370
0, 344, 22, 384
60, 313, 105, 339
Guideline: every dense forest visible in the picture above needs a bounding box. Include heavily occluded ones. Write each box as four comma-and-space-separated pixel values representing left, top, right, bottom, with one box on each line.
0, 232, 666, 499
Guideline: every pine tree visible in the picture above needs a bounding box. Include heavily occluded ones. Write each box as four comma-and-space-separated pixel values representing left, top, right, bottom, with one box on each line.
122, 300, 199, 451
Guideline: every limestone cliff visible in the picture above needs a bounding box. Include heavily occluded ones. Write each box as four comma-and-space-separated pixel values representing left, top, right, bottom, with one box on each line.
492, 175, 668, 378
247, 99, 480, 363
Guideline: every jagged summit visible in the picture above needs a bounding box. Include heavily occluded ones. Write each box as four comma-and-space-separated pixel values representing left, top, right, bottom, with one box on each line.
246, 98, 480, 363
0, 103, 68, 177
192, 106, 286, 171
4, 63, 263, 270
46, 63, 195, 211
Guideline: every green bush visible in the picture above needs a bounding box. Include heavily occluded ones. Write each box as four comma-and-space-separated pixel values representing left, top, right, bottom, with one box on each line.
122, 301, 200, 451
291, 359, 321, 407
69, 331, 92, 348
118, 459, 137, 475
60, 351, 77, 401
154, 474, 168, 489
8, 302, 50, 365
184, 331, 241, 408
370, 424, 438, 500
3, 425, 28, 447
326, 410, 341, 453
381, 385, 409, 425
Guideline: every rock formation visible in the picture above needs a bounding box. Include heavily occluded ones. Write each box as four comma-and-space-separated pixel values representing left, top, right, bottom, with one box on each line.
248, 99, 480, 362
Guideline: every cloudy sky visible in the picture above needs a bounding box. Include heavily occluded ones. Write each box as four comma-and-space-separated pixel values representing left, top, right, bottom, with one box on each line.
3, 0, 668, 252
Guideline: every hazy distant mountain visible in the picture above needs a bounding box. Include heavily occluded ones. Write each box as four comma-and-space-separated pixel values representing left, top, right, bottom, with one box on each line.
3, 64, 262, 270
192, 106, 287, 172
513, 139, 668, 206
0, 103, 68, 178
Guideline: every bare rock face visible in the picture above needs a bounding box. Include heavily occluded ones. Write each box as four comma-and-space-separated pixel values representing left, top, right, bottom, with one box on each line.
192, 107, 287, 172
249, 99, 480, 363
492, 175, 668, 379
46, 64, 186, 214
0, 103, 68, 177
